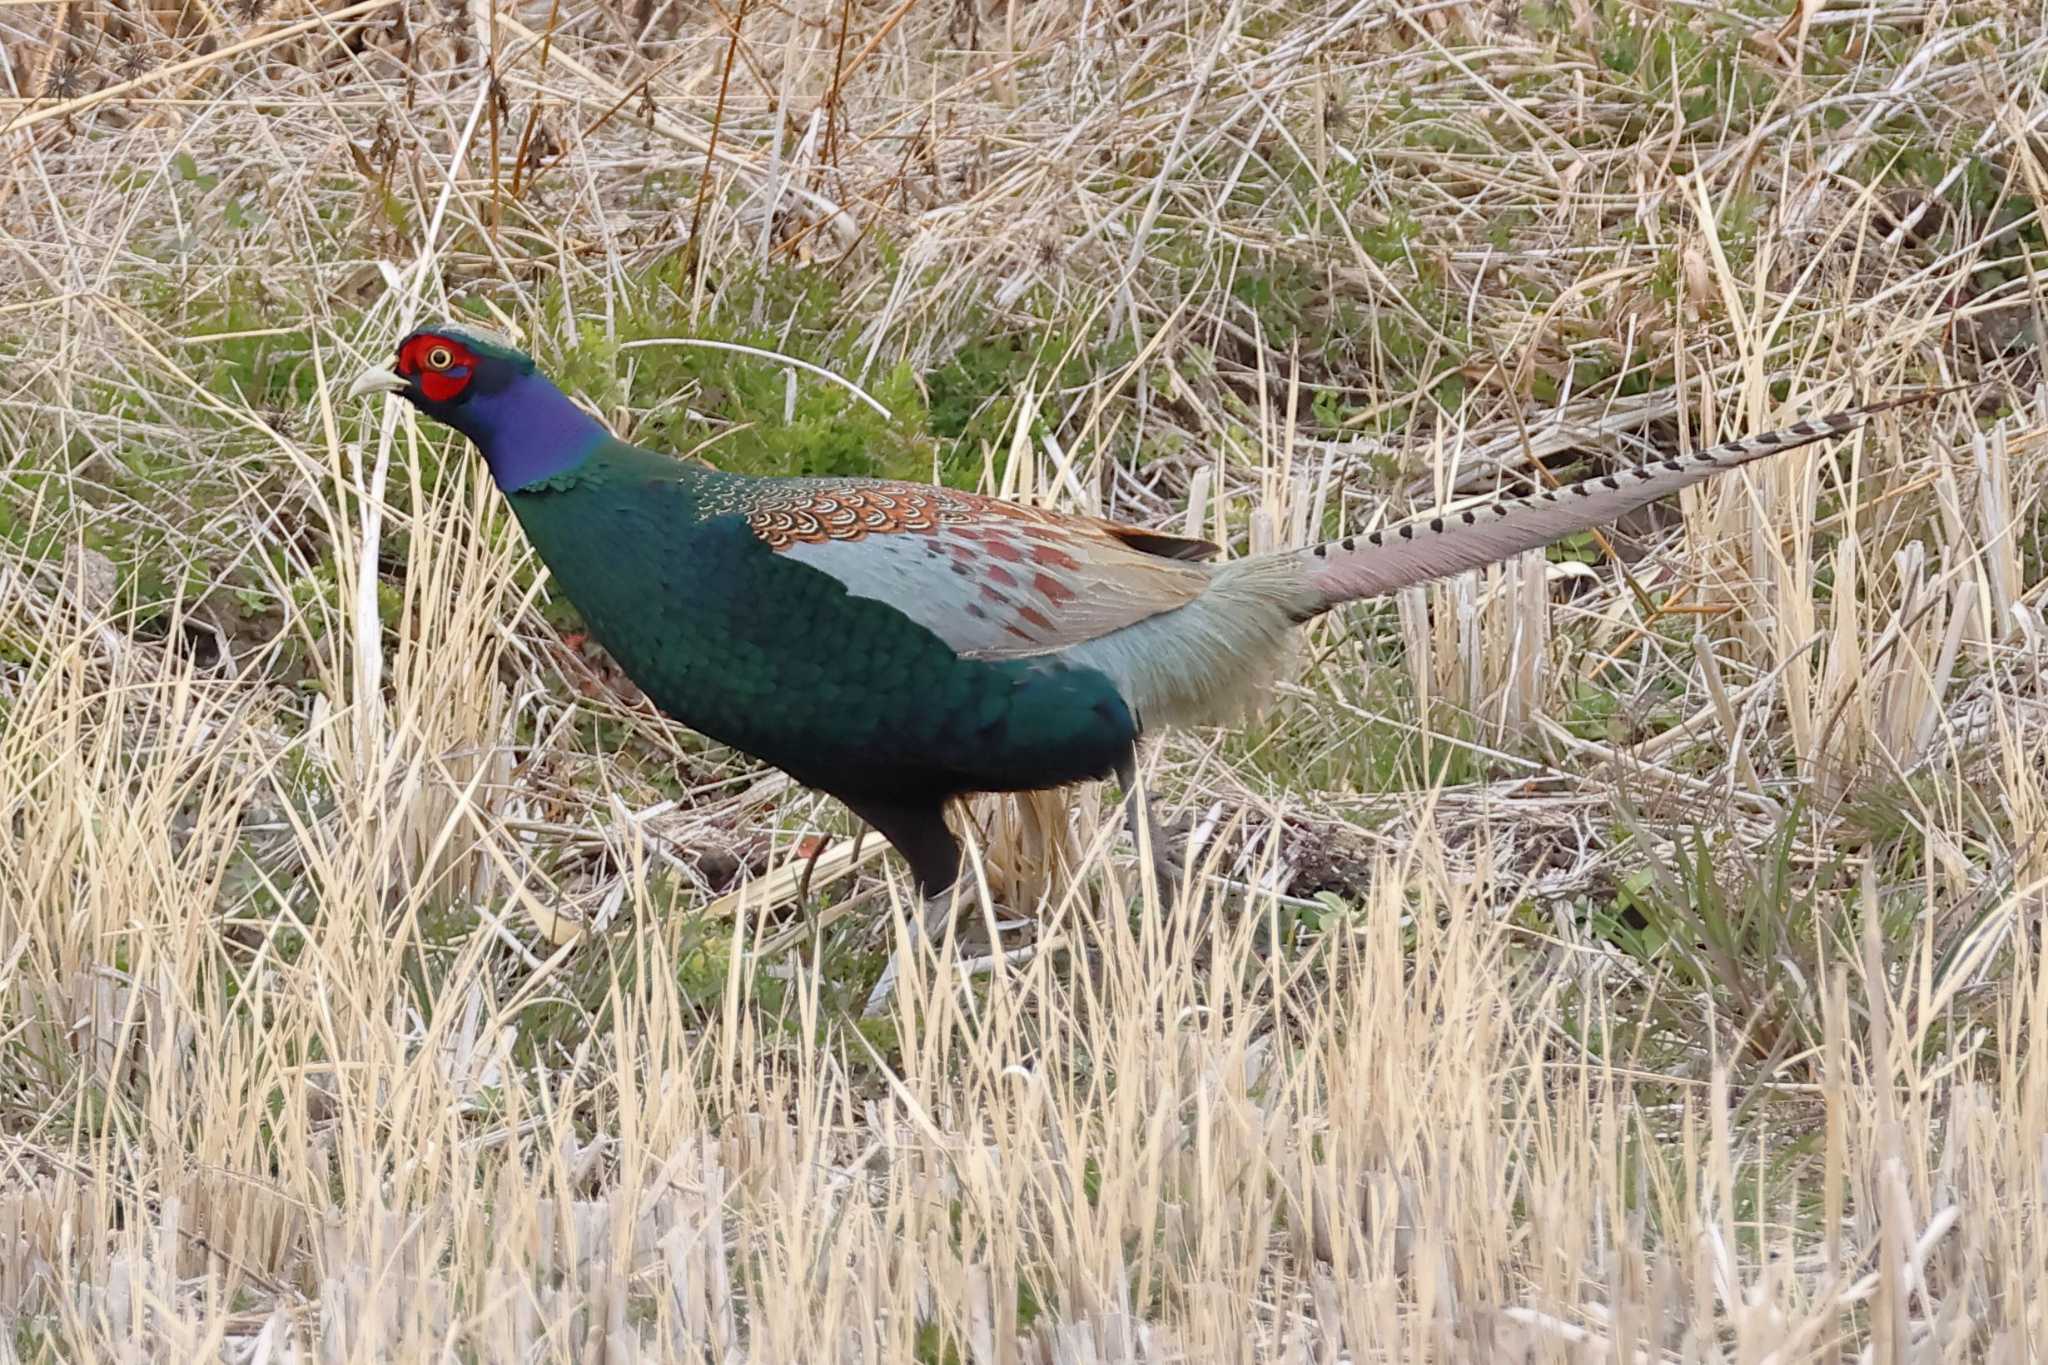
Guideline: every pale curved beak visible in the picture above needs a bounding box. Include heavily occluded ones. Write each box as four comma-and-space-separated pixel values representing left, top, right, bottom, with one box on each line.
346, 367, 410, 400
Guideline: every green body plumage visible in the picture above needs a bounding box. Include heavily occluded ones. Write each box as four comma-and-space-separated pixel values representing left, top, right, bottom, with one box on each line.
509, 439, 1137, 825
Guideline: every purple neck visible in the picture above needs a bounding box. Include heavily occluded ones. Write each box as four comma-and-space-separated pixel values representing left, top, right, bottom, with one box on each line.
450, 371, 608, 490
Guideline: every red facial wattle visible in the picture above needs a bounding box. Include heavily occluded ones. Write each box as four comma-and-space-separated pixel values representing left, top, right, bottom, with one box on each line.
396, 334, 477, 403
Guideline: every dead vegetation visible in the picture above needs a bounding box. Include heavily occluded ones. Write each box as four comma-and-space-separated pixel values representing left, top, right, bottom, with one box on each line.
2, 0, 2047, 1359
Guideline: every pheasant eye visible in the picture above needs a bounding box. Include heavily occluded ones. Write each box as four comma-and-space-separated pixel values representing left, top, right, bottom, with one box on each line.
425, 345, 455, 370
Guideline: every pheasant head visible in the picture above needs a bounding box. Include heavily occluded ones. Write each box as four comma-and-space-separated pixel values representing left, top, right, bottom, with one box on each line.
349, 324, 604, 490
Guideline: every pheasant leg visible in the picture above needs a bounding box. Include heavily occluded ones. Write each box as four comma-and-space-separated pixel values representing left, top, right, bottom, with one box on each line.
862, 889, 958, 1017
1117, 756, 1186, 893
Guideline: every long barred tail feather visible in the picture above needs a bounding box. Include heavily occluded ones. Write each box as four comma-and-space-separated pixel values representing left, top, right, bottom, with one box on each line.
1288, 389, 1954, 613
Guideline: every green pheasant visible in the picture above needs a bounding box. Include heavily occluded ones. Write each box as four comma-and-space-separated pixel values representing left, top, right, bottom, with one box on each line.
350, 326, 1932, 998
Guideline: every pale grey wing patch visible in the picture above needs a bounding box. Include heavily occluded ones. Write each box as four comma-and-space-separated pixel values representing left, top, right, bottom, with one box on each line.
781, 529, 1028, 656
780, 520, 1211, 658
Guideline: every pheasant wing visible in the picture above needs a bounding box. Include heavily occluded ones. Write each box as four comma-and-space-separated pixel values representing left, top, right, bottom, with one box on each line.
740, 480, 1217, 658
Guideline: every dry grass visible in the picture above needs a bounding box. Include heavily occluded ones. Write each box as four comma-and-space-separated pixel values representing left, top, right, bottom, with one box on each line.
2, 0, 2047, 1358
